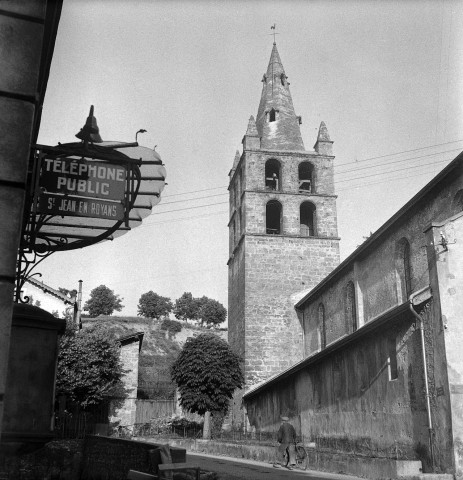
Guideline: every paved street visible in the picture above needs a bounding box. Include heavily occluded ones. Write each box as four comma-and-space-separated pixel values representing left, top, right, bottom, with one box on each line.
187, 452, 363, 480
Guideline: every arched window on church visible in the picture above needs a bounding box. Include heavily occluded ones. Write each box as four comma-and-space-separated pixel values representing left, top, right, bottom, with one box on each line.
266, 200, 282, 234
237, 169, 242, 200
318, 303, 326, 349
265, 159, 281, 191
396, 238, 412, 301
345, 281, 357, 334
235, 175, 240, 206
239, 207, 243, 235
299, 162, 314, 193
300, 202, 316, 236
231, 219, 236, 250
452, 189, 463, 214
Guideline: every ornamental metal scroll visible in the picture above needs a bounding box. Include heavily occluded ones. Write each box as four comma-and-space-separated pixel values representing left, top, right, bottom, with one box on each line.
16, 141, 166, 303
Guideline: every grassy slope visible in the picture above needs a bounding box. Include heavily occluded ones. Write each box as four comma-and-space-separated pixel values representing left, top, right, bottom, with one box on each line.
82, 316, 227, 399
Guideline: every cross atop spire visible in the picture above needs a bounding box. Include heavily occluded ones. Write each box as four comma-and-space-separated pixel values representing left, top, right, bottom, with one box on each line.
270, 24, 279, 45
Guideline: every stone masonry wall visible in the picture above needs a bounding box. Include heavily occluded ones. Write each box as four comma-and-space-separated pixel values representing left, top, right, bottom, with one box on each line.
228, 243, 246, 361
110, 340, 140, 428
302, 172, 463, 357
244, 234, 340, 385
244, 191, 338, 237
245, 150, 335, 195
426, 211, 463, 477
245, 310, 430, 468
228, 145, 340, 388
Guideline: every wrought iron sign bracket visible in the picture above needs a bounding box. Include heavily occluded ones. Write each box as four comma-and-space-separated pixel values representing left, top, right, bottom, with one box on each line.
15, 142, 142, 303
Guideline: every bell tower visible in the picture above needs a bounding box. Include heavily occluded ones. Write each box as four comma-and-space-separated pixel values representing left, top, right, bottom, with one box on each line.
228, 43, 340, 389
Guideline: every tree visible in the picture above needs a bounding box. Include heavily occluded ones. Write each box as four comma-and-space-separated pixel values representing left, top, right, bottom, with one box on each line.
198, 297, 227, 327
83, 285, 123, 317
171, 333, 243, 438
137, 291, 173, 319
173, 292, 201, 322
173, 292, 227, 327
161, 318, 182, 334
56, 322, 125, 408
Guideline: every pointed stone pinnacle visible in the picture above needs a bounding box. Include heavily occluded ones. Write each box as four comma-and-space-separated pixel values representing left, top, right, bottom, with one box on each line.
317, 121, 332, 142
233, 150, 240, 168
246, 116, 259, 136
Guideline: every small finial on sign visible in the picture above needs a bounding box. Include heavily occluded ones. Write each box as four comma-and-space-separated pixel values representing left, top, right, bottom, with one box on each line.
135, 129, 147, 142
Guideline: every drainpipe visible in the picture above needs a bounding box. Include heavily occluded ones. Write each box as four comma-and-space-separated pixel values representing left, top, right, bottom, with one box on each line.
76, 280, 83, 329
409, 287, 434, 471
302, 310, 306, 357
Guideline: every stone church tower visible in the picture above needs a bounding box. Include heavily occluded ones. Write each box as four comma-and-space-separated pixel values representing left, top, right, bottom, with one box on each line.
228, 43, 340, 391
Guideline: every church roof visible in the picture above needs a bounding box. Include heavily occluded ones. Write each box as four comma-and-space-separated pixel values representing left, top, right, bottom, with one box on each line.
295, 150, 463, 309
256, 43, 305, 151
25, 277, 75, 305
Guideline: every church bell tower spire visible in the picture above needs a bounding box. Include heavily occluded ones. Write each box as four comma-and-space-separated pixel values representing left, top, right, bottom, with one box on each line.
256, 43, 304, 151
228, 41, 340, 396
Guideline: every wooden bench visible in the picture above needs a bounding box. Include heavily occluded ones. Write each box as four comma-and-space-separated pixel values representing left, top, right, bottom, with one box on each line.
126, 445, 200, 480
127, 471, 156, 480
159, 463, 200, 480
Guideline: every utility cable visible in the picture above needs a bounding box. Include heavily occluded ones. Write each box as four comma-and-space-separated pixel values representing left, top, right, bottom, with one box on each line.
142, 166, 449, 227
336, 139, 463, 168
154, 156, 453, 214
337, 147, 461, 175
336, 157, 451, 184
159, 148, 460, 206
158, 140, 463, 199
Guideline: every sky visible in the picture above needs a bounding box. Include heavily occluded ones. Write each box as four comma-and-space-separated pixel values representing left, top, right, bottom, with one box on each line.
36, 0, 463, 318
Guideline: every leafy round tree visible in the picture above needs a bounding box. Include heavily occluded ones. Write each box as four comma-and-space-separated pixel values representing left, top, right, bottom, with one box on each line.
138, 290, 173, 319
198, 298, 227, 327
83, 285, 123, 317
171, 333, 243, 438
173, 292, 201, 322
56, 323, 125, 408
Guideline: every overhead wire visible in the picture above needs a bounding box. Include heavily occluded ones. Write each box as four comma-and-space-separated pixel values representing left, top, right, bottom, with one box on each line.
336, 157, 451, 184
141, 161, 452, 227
158, 139, 463, 202
336, 147, 461, 175
138, 140, 462, 226
157, 147, 461, 207
335, 138, 463, 168
153, 156, 454, 214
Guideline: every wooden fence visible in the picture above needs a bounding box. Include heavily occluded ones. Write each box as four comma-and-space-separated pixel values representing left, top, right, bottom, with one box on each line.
135, 399, 176, 423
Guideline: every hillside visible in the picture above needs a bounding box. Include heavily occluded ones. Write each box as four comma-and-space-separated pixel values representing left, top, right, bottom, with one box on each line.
81, 316, 227, 399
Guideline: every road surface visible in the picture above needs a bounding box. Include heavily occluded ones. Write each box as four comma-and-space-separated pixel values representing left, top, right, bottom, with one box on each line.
187, 452, 363, 480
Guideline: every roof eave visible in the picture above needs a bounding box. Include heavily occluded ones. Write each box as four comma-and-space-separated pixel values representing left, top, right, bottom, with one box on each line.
295, 151, 463, 309
244, 301, 414, 400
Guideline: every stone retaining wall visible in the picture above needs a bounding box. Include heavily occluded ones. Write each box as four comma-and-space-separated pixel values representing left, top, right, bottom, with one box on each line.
81, 436, 186, 480
142, 437, 424, 479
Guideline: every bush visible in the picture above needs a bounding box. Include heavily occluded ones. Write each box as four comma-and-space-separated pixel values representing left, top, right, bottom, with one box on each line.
161, 318, 182, 334
169, 416, 203, 437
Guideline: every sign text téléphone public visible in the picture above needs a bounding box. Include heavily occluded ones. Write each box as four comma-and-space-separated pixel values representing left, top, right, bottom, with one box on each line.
40, 158, 127, 201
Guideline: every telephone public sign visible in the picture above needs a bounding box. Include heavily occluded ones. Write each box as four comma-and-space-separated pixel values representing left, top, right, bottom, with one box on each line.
37, 157, 127, 220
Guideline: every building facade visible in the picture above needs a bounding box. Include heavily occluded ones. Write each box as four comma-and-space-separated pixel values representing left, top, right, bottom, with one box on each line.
243, 153, 463, 478
0, 1, 62, 437
227, 43, 340, 396
110, 332, 144, 430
